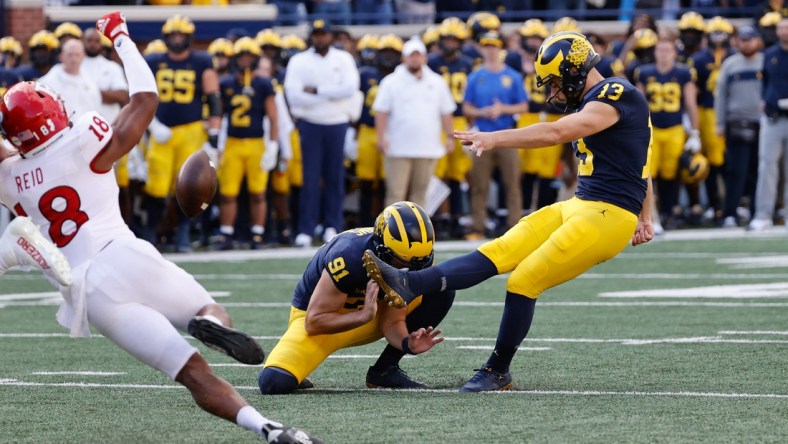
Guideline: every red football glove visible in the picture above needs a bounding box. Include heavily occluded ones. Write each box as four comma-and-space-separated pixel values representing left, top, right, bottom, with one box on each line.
96, 12, 129, 43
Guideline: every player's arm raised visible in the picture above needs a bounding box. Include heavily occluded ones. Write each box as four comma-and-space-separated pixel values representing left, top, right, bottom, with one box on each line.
92, 12, 158, 173
455, 100, 620, 156
303, 271, 379, 336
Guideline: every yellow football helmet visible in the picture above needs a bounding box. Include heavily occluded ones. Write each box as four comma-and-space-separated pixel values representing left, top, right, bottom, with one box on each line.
422, 25, 440, 48
357, 34, 380, 52
439, 17, 470, 40
54, 22, 82, 41
633, 28, 658, 49
373, 201, 435, 270
281, 34, 306, 51
680, 151, 710, 185
143, 39, 168, 56
233, 36, 262, 57
518, 19, 549, 39
467, 12, 501, 40
535, 31, 600, 111
706, 16, 734, 35
759, 11, 782, 28
0, 37, 23, 56
208, 38, 234, 57
678, 11, 705, 32
256, 29, 282, 48
552, 17, 581, 34
377, 34, 404, 52
28, 31, 59, 51
162, 15, 195, 35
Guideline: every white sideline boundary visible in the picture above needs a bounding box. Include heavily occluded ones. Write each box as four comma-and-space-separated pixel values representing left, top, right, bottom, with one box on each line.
0, 379, 785, 399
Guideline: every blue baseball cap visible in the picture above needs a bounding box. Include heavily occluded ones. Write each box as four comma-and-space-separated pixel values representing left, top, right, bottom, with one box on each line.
738, 26, 760, 40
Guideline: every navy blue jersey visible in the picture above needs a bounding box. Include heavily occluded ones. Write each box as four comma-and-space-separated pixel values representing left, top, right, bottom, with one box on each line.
504, 50, 522, 72
461, 44, 483, 68
358, 66, 383, 127
146, 51, 214, 127
428, 53, 474, 117
220, 74, 275, 139
292, 228, 376, 311
624, 59, 643, 84
596, 55, 623, 78
0, 67, 21, 97
762, 44, 788, 116
573, 78, 651, 216
634, 63, 695, 128
14, 65, 46, 82
689, 47, 731, 108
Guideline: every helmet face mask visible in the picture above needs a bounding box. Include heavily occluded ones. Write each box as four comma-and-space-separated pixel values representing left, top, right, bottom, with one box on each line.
372, 202, 435, 271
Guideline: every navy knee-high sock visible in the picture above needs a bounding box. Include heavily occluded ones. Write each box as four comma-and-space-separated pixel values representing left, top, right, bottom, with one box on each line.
406, 250, 498, 296
485, 292, 537, 373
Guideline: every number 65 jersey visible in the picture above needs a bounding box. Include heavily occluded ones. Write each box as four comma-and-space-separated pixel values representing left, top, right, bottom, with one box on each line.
0, 112, 133, 268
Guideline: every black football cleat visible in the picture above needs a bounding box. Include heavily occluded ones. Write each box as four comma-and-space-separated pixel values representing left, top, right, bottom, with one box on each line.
362, 250, 416, 308
459, 366, 513, 393
263, 424, 324, 444
366, 365, 427, 389
297, 377, 314, 390
188, 316, 265, 365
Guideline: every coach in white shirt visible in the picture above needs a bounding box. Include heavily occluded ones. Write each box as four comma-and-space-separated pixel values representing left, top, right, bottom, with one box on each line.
81, 28, 129, 122
39, 39, 101, 120
284, 20, 360, 247
373, 37, 455, 207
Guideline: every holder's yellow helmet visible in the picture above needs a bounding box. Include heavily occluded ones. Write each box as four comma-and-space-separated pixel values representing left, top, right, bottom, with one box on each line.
373, 201, 435, 270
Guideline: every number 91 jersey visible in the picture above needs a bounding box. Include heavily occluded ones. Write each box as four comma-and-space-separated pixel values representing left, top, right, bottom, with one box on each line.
0, 112, 133, 268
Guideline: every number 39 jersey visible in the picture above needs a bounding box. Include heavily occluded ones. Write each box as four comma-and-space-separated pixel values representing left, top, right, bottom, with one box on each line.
573, 78, 652, 216
292, 228, 376, 311
0, 112, 133, 268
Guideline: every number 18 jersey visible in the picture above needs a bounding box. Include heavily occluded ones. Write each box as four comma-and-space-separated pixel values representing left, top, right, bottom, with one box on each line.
0, 112, 133, 267
573, 78, 652, 216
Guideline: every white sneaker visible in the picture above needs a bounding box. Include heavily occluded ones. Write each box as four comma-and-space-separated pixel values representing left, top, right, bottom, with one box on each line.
652, 222, 664, 236
322, 227, 337, 243
293, 233, 312, 248
0, 217, 72, 286
722, 216, 737, 228
748, 218, 773, 231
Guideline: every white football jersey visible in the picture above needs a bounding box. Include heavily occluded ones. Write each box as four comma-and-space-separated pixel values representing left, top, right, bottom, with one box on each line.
0, 111, 133, 267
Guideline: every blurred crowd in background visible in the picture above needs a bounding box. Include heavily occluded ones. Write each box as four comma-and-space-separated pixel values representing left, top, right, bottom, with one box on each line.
1, 3, 787, 251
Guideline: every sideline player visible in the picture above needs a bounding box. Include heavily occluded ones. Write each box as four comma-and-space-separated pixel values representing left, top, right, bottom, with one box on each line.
0, 13, 320, 444
259, 202, 452, 394
363, 31, 654, 392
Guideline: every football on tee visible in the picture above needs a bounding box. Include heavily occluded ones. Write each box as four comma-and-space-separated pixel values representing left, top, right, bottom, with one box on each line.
176, 150, 217, 218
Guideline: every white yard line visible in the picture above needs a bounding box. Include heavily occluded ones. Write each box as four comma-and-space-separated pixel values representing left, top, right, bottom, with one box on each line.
0, 379, 785, 399
456, 346, 552, 351
31, 371, 126, 376
600, 282, 788, 299
718, 330, 788, 335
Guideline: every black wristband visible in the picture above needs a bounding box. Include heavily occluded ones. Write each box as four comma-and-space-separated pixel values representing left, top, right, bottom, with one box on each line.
401, 337, 414, 355
208, 134, 219, 149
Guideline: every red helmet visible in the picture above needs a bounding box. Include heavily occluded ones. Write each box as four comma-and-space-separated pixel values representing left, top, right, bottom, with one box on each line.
0, 82, 70, 157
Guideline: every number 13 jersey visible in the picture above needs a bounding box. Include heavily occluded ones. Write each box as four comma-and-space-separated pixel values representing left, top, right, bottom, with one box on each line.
0, 112, 133, 267
572, 77, 652, 216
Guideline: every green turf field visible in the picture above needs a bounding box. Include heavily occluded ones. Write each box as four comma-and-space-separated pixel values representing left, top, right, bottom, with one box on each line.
1, 232, 787, 443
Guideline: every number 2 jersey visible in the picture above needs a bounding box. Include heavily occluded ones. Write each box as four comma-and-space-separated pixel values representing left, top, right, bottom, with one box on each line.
219, 74, 275, 139
0, 112, 133, 267
573, 78, 652, 216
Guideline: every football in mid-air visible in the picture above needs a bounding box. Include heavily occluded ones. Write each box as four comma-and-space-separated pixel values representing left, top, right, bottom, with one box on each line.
176, 150, 217, 218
